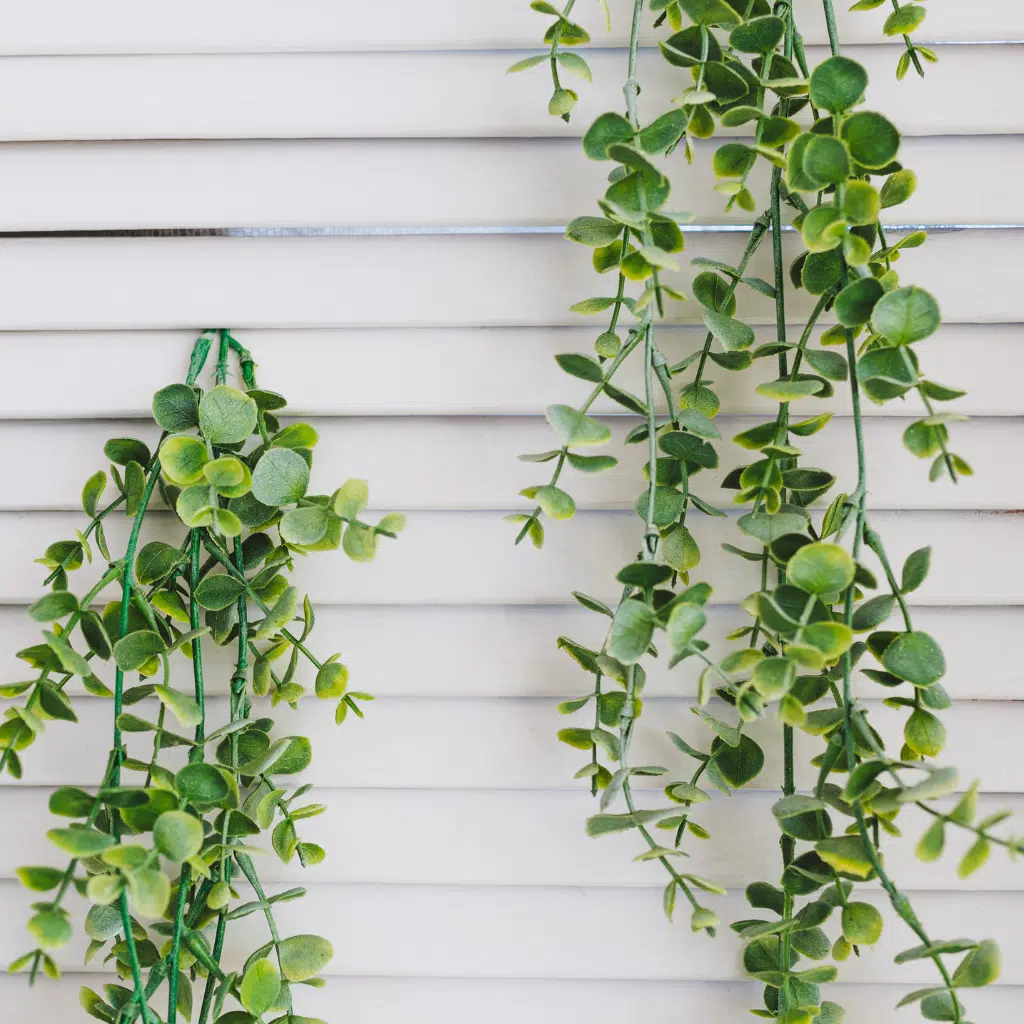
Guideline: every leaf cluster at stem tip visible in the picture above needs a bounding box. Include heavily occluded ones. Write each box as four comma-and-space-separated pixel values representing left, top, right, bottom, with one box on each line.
512, 2, 1003, 1022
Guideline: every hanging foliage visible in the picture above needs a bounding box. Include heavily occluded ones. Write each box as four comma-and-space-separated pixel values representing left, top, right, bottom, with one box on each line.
512, 2, 1009, 1021
5, 331, 402, 1023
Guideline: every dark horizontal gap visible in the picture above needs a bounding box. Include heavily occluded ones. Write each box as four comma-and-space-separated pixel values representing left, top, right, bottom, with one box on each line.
3, 223, 1021, 239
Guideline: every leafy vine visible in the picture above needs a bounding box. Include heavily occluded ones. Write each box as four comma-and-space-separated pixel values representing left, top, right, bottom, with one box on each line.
5, 330, 402, 1023
513, 1, 1010, 1021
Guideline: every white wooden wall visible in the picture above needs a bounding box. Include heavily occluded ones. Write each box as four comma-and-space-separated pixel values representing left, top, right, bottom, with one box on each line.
0, 1, 1022, 1019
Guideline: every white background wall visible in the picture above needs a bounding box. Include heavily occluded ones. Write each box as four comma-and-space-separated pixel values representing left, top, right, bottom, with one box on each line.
0, 0, 1022, 1019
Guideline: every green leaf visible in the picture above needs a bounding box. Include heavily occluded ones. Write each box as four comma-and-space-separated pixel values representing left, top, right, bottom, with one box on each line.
136, 540, 185, 585
582, 112, 634, 160
802, 135, 851, 187
730, 15, 785, 53
555, 352, 605, 382
880, 169, 918, 209
175, 763, 231, 806
48, 826, 115, 857
870, 286, 940, 344
545, 404, 611, 446
153, 383, 200, 432
666, 603, 706, 651
786, 543, 855, 595
278, 934, 334, 982
566, 217, 622, 248
16, 865, 65, 892
281, 505, 333, 547
904, 708, 946, 757
901, 547, 931, 593
709, 735, 764, 789
44, 631, 92, 677
882, 632, 945, 686
195, 573, 246, 611
154, 685, 203, 728
153, 810, 204, 861
316, 661, 348, 699
82, 471, 107, 517
607, 600, 657, 664
113, 630, 165, 672
834, 277, 884, 328
104, 437, 151, 468
809, 55, 867, 112
756, 379, 823, 403
28, 591, 79, 622
884, 3, 926, 35
703, 309, 754, 351
815, 835, 875, 879
203, 455, 252, 498
951, 939, 1000, 988
841, 902, 883, 944
160, 434, 209, 487
240, 958, 282, 1016
255, 586, 298, 640
842, 110, 901, 169
506, 53, 547, 74
198, 385, 258, 445
28, 909, 72, 950
676, 0, 742, 28
252, 447, 310, 507
332, 478, 369, 520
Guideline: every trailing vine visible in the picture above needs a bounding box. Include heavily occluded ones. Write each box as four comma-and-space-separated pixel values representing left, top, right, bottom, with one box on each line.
5, 330, 402, 1023
513, 1, 1010, 1020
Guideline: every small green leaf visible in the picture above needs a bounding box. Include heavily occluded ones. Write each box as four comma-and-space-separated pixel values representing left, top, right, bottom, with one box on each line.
153, 810, 204, 861
198, 385, 258, 444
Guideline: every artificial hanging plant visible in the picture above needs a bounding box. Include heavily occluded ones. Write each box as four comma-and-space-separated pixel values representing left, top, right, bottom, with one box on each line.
4, 330, 403, 1023
511, 1, 1010, 1021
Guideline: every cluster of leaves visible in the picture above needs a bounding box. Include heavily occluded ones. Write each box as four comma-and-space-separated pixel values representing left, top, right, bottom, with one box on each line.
512, 2, 1009, 1022
850, 0, 937, 78
4, 330, 401, 1023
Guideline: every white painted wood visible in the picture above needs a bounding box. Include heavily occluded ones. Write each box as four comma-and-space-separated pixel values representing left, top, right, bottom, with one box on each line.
0, 325, 1019, 419
0, 976, 1019, 1022
0, 697, 1016, 793
2, 604, 1018, 701
1, 510, 1022, 606
2, 136, 1020, 231
0, 882, 1019, 983
1, 0, 1018, 53
2, 416, 1019, 513
4, 786, 1023, 891
0, 46, 1018, 142
0, 230, 1017, 330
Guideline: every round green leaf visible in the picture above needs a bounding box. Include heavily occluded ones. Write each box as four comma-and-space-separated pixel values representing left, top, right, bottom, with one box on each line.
882, 631, 945, 686
809, 55, 868, 112
281, 505, 333, 547
160, 435, 209, 487
28, 910, 72, 950
582, 112, 633, 160
198, 385, 258, 445
315, 661, 348, 699
842, 110, 900, 169
127, 867, 171, 919
904, 708, 946, 757
842, 180, 880, 225
153, 383, 200, 432
952, 939, 1001, 988
136, 541, 185, 585
85, 902, 123, 941
608, 599, 657, 664
802, 134, 851, 187
786, 543, 855, 595
729, 15, 785, 53
113, 630, 165, 672
16, 865, 64, 892
240, 958, 281, 1016
176, 484, 216, 528
534, 485, 576, 520
252, 447, 310, 507
545, 404, 611, 446
104, 437, 151, 468
870, 285, 940, 344
153, 810, 204, 861
203, 455, 252, 498
47, 826, 115, 857
194, 573, 246, 611
710, 735, 764, 789
278, 934, 334, 982
842, 902, 883, 944
333, 478, 369, 519
835, 277, 884, 327
174, 763, 230, 807
28, 591, 79, 622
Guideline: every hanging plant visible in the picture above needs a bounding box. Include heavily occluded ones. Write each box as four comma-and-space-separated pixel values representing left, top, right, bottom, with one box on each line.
4, 330, 403, 1023
512, 2, 1011, 1021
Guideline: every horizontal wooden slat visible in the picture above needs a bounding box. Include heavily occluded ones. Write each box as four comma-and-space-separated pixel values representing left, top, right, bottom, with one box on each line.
0, 697, 1017, 792
5, 787, 1023, 891
2, 603, 1018, 701
0, 46, 1018, 142
1, 510, 1022, 606
0, 881, 1019, 983
0, 230, 1018, 330
3, 416, 1019, 513
0, 977, 1020, 1022
1, 0, 1019, 53
3, 136, 1021, 231
0, 325, 1018, 419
